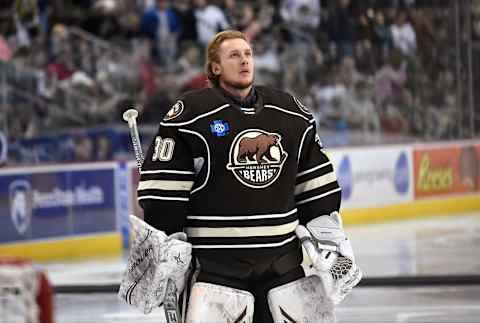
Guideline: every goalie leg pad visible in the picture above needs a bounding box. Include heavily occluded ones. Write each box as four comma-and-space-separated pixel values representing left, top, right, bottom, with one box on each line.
268, 275, 336, 323
185, 282, 254, 323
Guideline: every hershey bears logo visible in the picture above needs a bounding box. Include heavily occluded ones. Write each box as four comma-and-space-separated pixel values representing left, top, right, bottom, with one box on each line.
227, 129, 288, 188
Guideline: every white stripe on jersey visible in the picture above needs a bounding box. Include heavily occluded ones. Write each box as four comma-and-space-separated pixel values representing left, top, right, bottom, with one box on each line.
297, 125, 314, 164
187, 208, 297, 221
138, 195, 189, 202
140, 169, 195, 175
294, 172, 337, 195
160, 104, 230, 127
264, 104, 311, 121
297, 161, 331, 177
192, 235, 297, 249
185, 220, 298, 238
178, 128, 210, 194
295, 187, 341, 206
138, 180, 194, 191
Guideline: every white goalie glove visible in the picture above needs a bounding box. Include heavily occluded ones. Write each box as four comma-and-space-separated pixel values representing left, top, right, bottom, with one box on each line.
118, 215, 192, 314
296, 211, 362, 305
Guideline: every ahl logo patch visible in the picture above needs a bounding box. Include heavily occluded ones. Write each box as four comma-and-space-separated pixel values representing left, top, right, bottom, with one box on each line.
210, 119, 230, 137
164, 100, 184, 121
226, 129, 288, 188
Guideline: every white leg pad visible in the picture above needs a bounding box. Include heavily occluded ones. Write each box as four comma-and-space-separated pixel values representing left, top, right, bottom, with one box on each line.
268, 275, 336, 323
185, 282, 254, 323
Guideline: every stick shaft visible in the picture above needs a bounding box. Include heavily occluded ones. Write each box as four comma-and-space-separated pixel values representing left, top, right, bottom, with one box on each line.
127, 117, 144, 169
122, 109, 182, 323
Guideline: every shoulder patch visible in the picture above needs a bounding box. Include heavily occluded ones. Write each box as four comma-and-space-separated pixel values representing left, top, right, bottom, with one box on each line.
293, 96, 311, 115
315, 133, 324, 149
164, 100, 184, 121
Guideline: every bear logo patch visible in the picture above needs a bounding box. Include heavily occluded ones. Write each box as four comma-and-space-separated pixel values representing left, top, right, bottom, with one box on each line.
226, 129, 288, 188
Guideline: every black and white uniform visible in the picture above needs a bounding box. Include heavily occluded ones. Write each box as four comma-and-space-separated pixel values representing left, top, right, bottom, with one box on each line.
138, 85, 341, 322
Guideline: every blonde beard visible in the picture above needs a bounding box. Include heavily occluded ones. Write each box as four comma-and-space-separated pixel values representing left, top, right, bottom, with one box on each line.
222, 78, 254, 91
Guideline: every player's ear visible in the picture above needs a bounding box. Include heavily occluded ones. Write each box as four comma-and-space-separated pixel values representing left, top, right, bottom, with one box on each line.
212, 63, 221, 76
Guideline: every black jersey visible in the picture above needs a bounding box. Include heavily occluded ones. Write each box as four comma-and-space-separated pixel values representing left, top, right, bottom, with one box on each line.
138, 85, 341, 253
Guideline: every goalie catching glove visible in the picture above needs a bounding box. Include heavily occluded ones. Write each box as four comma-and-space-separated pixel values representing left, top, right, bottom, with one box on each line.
118, 215, 192, 314
296, 211, 362, 305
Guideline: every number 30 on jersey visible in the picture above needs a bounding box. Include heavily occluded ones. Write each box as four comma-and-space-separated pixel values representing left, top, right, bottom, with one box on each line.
152, 136, 175, 162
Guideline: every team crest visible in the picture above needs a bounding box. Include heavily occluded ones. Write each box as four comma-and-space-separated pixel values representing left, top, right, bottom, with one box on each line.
9, 180, 33, 235
164, 100, 184, 121
226, 129, 288, 188
293, 96, 311, 114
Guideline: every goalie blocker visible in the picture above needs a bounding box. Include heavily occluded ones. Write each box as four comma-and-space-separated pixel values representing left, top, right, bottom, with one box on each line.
296, 211, 362, 305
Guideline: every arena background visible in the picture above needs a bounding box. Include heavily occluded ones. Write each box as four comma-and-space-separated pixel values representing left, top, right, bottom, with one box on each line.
1, 0, 479, 322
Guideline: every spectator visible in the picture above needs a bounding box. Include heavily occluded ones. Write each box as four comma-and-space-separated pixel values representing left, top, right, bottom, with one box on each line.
231, 2, 262, 42
327, 0, 356, 61
390, 9, 416, 57
374, 50, 411, 108
280, 0, 321, 30
252, 34, 281, 86
172, 0, 198, 46
355, 12, 375, 74
0, 34, 13, 62
193, 0, 229, 47
8, 104, 39, 140
95, 135, 113, 160
139, 0, 181, 66
46, 51, 75, 81
339, 79, 381, 135
372, 10, 393, 66
379, 101, 410, 134
175, 41, 202, 87
14, 0, 40, 42
135, 39, 157, 100
409, 8, 434, 64
72, 135, 94, 161
337, 55, 363, 91
310, 65, 347, 129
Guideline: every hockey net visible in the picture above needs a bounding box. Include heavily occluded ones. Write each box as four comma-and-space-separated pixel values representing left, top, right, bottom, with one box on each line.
0, 258, 53, 323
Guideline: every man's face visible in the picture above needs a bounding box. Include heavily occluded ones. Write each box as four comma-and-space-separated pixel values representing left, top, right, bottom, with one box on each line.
214, 38, 254, 90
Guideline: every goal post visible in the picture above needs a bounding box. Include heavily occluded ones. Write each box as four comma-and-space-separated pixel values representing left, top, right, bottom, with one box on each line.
0, 257, 53, 323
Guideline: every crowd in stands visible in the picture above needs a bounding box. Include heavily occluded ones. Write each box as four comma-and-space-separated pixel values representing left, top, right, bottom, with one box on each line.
0, 0, 479, 164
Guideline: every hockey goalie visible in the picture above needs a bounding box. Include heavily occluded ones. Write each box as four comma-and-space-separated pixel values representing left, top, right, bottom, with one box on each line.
119, 29, 362, 322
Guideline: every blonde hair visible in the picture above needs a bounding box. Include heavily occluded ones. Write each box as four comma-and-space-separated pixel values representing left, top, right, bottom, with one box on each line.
205, 30, 248, 87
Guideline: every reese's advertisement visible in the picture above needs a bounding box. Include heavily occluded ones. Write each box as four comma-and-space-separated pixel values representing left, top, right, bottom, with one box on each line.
413, 144, 480, 198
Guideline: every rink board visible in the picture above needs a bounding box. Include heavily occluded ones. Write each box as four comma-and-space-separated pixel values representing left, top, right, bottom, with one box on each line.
0, 141, 479, 262
0, 162, 125, 261
329, 140, 480, 225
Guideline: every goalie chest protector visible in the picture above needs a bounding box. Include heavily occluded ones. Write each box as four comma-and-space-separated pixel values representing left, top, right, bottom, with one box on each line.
145, 85, 318, 250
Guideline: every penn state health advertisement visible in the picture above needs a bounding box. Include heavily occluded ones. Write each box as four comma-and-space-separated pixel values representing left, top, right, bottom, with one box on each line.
0, 164, 117, 243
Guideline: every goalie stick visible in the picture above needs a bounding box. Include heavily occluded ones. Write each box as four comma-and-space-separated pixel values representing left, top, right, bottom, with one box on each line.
123, 108, 182, 323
